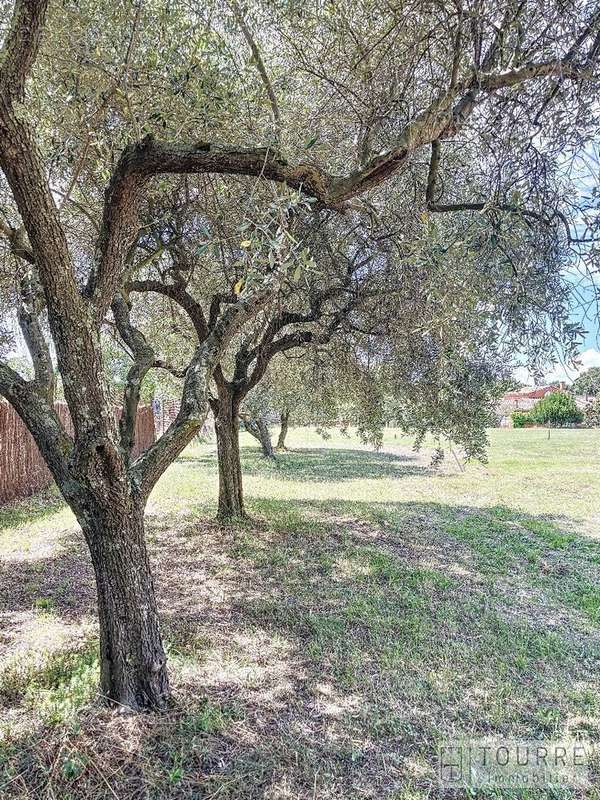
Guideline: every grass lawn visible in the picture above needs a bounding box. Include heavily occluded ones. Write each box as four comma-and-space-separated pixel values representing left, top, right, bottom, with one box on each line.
0, 427, 599, 798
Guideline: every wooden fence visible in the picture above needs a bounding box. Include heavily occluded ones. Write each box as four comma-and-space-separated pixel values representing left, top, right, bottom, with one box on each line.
0, 401, 155, 504
153, 398, 215, 439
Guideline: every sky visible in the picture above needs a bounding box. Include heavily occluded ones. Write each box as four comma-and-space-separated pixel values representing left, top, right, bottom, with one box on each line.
528, 145, 600, 386
512, 284, 600, 386
515, 345, 600, 387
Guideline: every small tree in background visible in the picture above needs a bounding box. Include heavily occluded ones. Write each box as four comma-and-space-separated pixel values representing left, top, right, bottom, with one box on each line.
241, 355, 339, 454
239, 384, 276, 459
240, 348, 386, 458
530, 392, 583, 431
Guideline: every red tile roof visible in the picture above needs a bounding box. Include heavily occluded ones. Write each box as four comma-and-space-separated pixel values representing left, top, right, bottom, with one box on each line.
503, 386, 558, 401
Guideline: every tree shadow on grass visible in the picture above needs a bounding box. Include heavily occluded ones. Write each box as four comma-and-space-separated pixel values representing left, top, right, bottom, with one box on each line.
1, 493, 599, 798
182, 444, 430, 483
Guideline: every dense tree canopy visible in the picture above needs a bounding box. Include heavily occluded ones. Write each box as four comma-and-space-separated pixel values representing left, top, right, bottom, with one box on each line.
0, 0, 598, 709
572, 366, 600, 396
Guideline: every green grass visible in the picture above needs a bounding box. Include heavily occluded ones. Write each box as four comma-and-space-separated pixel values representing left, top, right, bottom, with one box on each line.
0, 426, 599, 798
0, 636, 99, 724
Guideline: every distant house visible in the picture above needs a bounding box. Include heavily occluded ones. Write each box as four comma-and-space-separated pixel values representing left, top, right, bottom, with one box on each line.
496, 383, 591, 426
497, 383, 569, 426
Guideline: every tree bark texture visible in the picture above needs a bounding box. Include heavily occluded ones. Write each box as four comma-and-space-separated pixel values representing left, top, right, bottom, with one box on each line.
213, 393, 246, 519
81, 500, 169, 710
276, 410, 290, 450
243, 414, 275, 458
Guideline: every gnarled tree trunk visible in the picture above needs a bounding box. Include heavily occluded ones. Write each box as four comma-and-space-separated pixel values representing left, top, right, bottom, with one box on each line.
277, 410, 290, 450
81, 499, 169, 709
212, 390, 246, 519
243, 413, 275, 458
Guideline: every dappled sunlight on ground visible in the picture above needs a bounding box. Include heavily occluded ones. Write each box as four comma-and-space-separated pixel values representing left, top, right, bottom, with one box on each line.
0, 428, 599, 797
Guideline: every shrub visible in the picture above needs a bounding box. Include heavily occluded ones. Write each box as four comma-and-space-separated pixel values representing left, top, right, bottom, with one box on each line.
530, 391, 583, 428
511, 410, 531, 428
583, 397, 600, 428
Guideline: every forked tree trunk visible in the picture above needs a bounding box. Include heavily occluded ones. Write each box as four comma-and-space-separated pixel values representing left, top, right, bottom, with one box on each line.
277, 410, 290, 450
81, 500, 169, 710
214, 395, 246, 519
256, 417, 275, 458
244, 414, 275, 458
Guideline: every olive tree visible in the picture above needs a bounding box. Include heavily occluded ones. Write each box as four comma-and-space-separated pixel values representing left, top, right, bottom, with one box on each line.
243, 354, 341, 453
239, 346, 384, 455
123, 189, 377, 517
0, 0, 598, 710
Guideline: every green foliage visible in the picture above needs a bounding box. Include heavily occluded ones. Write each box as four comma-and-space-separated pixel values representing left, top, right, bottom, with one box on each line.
243, 349, 386, 449
370, 207, 584, 460
1, 0, 596, 472
0, 0, 597, 488
529, 392, 583, 428
511, 410, 531, 428
565, 583, 600, 624
571, 367, 600, 397
179, 700, 233, 735
0, 641, 99, 724
583, 396, 600, 428
61, 751, 88, 780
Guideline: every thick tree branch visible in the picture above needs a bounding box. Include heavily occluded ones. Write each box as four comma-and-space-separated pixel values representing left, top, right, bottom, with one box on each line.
111, 293, 156, 458
17, 267, 55, 401
131, 284, 273, 498
0, 2, 111, 442
0, 125, 77, 312
151, 359, 187, 379
0, 1, 75, 305
244, 330, 313, 395
88, 141, 322, 314
0, 361, 72, 486
0, 222, 56, 402
0, 113, 113, 439
127, 278, 210, 341
209, 292, 238, 330
0, 220, 35, 263
0, 0, 48, 104
88, 15, 598, 319
336, 55, 597, 201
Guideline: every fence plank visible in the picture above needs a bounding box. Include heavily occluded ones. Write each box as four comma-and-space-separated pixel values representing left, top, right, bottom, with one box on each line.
0, 401, 155, 504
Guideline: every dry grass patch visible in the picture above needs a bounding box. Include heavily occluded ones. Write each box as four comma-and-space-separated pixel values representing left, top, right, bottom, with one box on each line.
1, 428, 599, 798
